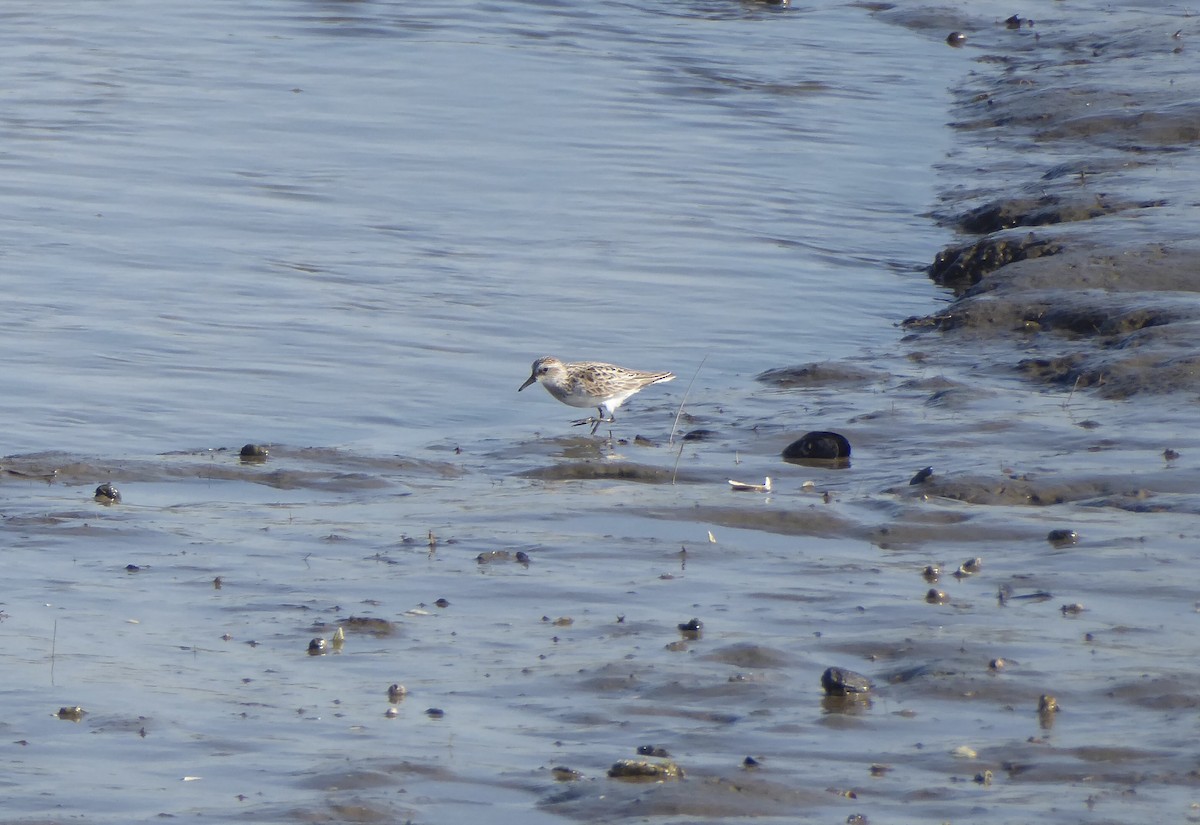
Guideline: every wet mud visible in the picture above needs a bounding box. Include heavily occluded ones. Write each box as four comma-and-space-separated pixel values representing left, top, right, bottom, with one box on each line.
890, 5, 1200, 400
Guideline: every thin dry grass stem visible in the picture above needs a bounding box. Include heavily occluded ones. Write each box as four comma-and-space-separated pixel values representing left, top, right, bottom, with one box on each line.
1062, 374, 1084, 409
669, 355, 707, 448
671, 440, 686, 485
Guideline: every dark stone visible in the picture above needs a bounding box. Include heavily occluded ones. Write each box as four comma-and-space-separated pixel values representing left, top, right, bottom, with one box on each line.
821, 666, 872, 696
239, 443, 269, 461
927, 234, 1061, 291
1047, 528, 1079, 545
909, 466, 933, 485
94, 482, 121, 503
782, 431, 851, 461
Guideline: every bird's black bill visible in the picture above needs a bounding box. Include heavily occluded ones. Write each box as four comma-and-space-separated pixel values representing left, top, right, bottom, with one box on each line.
518, 375, 536, 391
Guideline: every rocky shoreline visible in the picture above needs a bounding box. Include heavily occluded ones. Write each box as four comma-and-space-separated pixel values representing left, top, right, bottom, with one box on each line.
885, 5, 1200, 399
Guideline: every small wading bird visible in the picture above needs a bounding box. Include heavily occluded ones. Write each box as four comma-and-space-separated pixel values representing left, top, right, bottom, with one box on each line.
519, 356, 675, 434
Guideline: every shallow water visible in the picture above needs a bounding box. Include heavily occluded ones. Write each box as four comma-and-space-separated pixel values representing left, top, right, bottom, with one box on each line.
0, 0, 955, 456
3, 1, 1200, 824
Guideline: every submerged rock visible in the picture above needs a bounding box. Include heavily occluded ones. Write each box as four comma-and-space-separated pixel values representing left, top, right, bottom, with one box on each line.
94, 482, 121, 503
821, 667, 872, 696
607, 759, 684, 781
343, 616, 397, 637
926, 234, 1060, 292
239, 443, 269, 461
782, 431, 851, 461
1047, 529, 1079, 545
756, 363, 884, 388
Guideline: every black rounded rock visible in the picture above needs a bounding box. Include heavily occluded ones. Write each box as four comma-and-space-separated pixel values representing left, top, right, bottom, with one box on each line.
94, 482, 121, 503
821, 666, 872, 696
1047, 529, 1078, 545
240, 444, 269, 462
782, 431, 851, 461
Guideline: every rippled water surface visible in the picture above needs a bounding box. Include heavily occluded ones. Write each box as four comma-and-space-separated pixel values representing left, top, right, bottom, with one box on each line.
3, 1, 1200, 823
1, 0, 956, 455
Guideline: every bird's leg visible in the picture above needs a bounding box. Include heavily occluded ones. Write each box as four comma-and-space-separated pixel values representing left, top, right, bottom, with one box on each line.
572, 408, 613, 435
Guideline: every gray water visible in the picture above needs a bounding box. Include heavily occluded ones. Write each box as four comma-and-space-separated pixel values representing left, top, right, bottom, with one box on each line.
1, 0, 953, 456
3, 2, 1199, 824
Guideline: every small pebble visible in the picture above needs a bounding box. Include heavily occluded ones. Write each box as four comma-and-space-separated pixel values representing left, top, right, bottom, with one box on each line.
821, 666, 872, 696
988, 658, 1006, 671
1060, 603, 1085, 616
1047, 529, 1078, 545
637, 745, 670, 758
425, 707, 445, 718
946, 31, 967, 47
909, 466, 933, 485
434, 598, 450, 608
551, 766, 582, 781
239, 443, 269, 460
94, 482, 121, 503
678, 618, 703, 636
1038, 694, 1059, 714
387, 683, 408, 702
975, 769, 993, 785
307, 638, 327, 655
959, 557, 983, 575
925, 588, 950, 605
57, 706, 86, 721
384, 707, 399, 718
922, 565, 941, 583
743, 756, 760, 768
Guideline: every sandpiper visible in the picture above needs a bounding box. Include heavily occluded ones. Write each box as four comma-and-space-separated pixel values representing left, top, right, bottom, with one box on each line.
519, 356, 675, 433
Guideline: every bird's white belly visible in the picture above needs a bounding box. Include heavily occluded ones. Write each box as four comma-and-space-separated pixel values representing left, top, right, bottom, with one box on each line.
549, 385, 605, 409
